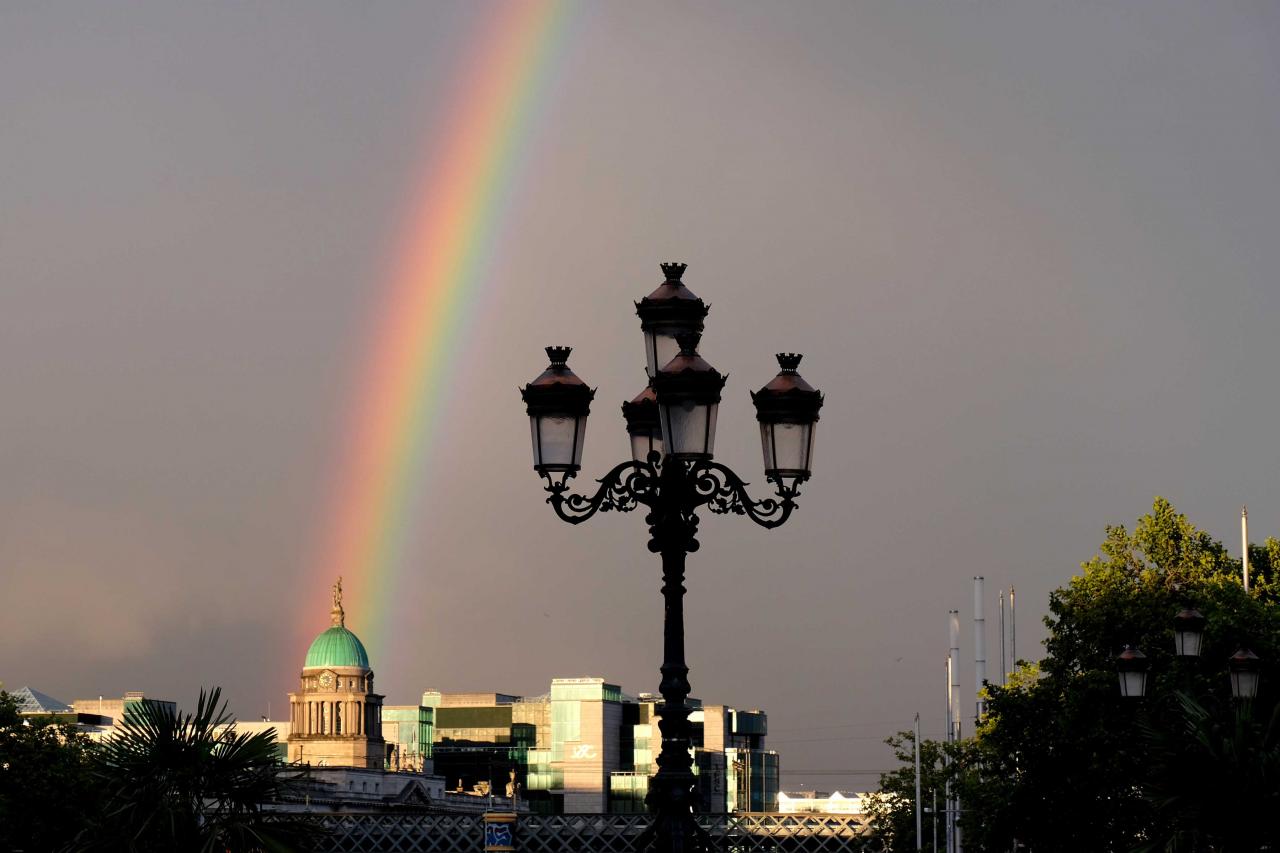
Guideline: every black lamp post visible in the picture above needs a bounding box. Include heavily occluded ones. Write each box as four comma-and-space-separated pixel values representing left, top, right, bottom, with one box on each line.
520, 263, 822, 852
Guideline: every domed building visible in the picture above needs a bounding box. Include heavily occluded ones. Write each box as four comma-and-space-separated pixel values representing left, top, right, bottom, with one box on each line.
287, 578, 385, 768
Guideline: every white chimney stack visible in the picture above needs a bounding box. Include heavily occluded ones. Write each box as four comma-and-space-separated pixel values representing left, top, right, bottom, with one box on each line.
974, 576, 986, 721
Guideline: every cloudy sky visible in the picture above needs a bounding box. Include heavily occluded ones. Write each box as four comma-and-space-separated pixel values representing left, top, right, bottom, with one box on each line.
3, 1, 1278, 789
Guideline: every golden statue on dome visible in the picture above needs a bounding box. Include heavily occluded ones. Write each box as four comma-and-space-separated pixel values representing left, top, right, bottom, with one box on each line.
331, 576, 345, 627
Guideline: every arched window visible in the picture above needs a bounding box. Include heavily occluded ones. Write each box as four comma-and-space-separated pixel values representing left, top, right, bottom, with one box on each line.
335, 702, 342, 734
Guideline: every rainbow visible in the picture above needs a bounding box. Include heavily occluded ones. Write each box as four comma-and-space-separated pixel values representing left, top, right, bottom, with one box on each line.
303, 0, 576, 659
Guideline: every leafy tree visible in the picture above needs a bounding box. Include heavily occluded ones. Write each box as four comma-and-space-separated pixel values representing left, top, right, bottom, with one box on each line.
871, 498, 1278, 852
865, 730, 977, 852
963, 498, 1278, 851
0, 690, 99, 852
76, 687, 312, 853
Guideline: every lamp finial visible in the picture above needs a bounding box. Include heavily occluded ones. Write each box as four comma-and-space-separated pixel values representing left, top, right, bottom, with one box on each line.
776, 353, 803, 373
660, 262, 687, 281
545, 346, 572, 367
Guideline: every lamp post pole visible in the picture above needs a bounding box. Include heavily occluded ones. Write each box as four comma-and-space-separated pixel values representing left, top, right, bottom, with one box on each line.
520, 263, 823, 852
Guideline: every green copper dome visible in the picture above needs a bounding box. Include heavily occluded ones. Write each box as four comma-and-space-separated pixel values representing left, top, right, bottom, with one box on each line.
304, 625, 370, 669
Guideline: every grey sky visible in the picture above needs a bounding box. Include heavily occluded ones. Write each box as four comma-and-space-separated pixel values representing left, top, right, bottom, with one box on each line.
3, 1, 1278, 789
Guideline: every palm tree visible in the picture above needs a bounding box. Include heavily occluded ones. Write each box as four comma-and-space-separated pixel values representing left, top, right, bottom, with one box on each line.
76, 687, 314, 853
1134, 691, 1280, 853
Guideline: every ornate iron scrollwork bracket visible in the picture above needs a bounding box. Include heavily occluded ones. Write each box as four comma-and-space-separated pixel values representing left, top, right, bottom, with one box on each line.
687, 460, 799, 529
543, 456, 800, 531
542, 459, 658, 525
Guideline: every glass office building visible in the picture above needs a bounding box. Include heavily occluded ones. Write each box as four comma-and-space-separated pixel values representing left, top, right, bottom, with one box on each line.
420, 679, 779, 815
381, 705, 434, 772
609, 696, 780, 814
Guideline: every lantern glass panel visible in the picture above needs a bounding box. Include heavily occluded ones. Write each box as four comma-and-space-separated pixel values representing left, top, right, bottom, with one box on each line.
1174, 629, 1203, 657
644, 328, 685, 381
1231, 669, 1260, 700
530, 413, 586, 472
629, 431, 663, 464
1118, 669, 1147, 698
660, 399, 718, 459
760, 421, 815, 478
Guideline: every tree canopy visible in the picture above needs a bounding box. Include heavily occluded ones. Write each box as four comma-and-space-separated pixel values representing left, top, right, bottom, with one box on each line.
870, 498, 1278, 852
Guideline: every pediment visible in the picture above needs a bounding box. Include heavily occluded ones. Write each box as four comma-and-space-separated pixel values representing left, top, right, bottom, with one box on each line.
393, 779, 434, 806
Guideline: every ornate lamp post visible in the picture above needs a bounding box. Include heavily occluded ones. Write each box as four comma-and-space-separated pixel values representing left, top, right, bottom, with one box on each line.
520, 263, 823, 851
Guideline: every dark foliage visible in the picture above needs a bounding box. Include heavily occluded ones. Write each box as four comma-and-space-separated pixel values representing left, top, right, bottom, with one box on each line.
0, 691, 99, 852
75, 687, 314, 853
870, 499, 1279, 852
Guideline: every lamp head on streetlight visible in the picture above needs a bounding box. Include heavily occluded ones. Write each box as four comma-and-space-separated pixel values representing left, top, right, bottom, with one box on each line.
1228, 648, 1261, 700
751, 352, 823, 489
651, 331, 725, 461
621, 384, 663, 464
1116, 645, 1150, 698
635, 262, 709, 381
520, 346, 595, 484
1172, 608, 1206, 657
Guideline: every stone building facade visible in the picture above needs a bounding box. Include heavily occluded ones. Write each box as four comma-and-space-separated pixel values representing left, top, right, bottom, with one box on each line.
287, 578, 385, 768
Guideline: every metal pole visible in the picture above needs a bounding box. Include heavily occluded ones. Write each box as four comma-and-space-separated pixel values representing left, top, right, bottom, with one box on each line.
999, 590, 1006, 686
948, 611, 960, 853
932, 787, 938, 853
944, 655, 952, 853
644, 461, 701, 851
1008, 587, 1016, 671
949, 611, 960, 741
915, 713, 922, 852
974, 577, 986, 724
1242, 506, 1251, 593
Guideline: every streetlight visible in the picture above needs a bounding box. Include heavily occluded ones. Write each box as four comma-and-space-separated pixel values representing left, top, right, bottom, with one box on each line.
1116, 645, 1150, 698
1172, 608, 1206, 657
520, 262, 823, 852
1228, 648, 1261, 701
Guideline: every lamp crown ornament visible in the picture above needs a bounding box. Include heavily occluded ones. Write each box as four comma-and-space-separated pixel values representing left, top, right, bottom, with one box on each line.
776, 353, 803, 373
545, 345, 572, 367
660, 262, 687, 281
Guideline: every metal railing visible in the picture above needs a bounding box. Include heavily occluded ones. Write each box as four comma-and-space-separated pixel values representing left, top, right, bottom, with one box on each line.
293, 811, 872, 852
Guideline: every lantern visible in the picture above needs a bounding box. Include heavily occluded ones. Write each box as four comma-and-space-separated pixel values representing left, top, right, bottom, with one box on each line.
621, 384, 663, 464
651, 333, 725, 461
1116, 645, 1149, 698
1172, 608, 1206, 657
750, 353, 823, 488
1228, 648, 1261, 700
520, 346, 594, 482
634, 262, 709, 380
